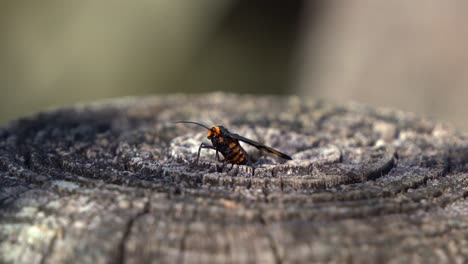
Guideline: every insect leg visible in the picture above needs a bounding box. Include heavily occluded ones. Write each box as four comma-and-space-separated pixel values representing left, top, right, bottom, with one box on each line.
215, 149, 224, 162
195, 143, 216, 164
217, 161, 227, 173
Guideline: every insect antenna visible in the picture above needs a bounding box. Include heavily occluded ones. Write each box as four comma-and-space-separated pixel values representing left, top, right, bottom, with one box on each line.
172, 120, 210, 130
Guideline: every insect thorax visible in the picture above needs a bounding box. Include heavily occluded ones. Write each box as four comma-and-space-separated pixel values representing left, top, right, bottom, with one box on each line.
211, 136, 232, 152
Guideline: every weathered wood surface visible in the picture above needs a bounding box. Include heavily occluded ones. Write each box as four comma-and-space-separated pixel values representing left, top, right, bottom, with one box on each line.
0, 93, 467, 264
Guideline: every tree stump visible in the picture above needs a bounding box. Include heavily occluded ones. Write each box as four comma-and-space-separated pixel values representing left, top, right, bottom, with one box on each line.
0, 93, 467, 263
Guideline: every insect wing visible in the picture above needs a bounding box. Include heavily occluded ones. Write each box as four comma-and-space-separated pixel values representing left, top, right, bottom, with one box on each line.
229, 133, 292, 160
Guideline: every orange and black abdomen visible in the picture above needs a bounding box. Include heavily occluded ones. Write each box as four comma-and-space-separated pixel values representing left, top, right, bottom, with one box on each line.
224, 140, 249, 165
211, 136, 249, 165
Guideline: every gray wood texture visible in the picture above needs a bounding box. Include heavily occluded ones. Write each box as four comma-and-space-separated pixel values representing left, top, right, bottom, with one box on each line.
1, 93, 467, 263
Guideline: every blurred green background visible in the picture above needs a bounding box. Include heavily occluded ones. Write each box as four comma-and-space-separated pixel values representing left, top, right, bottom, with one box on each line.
1, 1, 467, 131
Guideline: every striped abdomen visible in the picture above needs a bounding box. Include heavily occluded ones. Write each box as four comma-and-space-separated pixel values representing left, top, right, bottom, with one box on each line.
225, 141, 248, 165
217, 139, 248, 165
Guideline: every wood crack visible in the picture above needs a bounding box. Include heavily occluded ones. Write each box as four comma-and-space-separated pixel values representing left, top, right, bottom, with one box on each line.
115, 200, 150, 264
1, 94, 466, 263
259, 213, 282, 264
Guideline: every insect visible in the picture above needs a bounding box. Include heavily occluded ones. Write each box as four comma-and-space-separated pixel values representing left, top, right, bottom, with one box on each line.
173, 121, 292, 173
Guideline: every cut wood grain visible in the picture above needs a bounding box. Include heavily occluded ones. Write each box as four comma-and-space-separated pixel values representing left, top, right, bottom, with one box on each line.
0, 93, 467, 263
